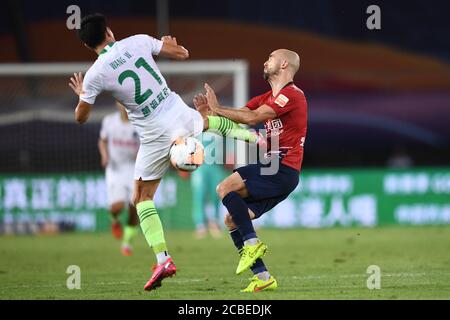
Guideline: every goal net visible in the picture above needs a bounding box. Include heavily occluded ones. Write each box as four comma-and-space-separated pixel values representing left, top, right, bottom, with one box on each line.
0, 60, 249, 234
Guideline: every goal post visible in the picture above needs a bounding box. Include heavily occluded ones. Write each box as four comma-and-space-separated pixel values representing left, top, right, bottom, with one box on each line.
0, 60, 248, 122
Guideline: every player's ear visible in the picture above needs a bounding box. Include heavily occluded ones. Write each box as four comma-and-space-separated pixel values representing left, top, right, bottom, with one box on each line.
106, 27, 115, 41
280, 60, 289, 70
83, 43, 93, 50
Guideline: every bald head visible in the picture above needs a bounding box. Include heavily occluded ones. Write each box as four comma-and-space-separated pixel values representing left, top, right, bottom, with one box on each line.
275, 49, 300, 75
263, 49, 301, 82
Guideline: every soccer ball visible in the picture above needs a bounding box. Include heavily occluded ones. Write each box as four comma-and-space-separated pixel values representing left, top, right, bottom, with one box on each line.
169, 137, 205, 172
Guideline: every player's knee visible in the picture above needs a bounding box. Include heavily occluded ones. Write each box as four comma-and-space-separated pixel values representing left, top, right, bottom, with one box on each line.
224, 213, 236, 229
216, 183, 229, 200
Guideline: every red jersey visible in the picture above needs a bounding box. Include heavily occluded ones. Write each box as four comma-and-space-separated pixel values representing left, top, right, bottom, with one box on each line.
246, 82, 307, 171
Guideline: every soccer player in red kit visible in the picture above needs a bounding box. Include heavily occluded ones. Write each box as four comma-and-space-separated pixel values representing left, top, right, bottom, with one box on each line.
196, 49, 307, 292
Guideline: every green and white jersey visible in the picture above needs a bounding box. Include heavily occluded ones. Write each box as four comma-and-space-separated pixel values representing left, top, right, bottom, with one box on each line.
80, 34, 183, 144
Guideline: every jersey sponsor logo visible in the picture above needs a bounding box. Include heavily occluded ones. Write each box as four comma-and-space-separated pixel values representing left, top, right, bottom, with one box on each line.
274, 94, 289, 107
265, 118, 284, 137
267, 118, 283, 130
264, 118, 284, 137
140, 86, 170, 117
111, 138, 139, 148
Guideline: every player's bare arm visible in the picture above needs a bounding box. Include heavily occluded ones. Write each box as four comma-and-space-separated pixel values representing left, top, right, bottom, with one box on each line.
159, 35, 189, 60
193, 92, 261, 143
74, 100, 92, 124
69, 72, 92, 124
194, 93, 250, 115
97, 138, 109, 168
205, 83, 276, 126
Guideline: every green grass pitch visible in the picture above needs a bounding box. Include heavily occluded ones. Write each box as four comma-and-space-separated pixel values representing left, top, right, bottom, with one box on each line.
1, 226, 450, 299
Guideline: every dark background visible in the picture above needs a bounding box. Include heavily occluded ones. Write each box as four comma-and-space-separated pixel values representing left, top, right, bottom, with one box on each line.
1, 0, 449, 172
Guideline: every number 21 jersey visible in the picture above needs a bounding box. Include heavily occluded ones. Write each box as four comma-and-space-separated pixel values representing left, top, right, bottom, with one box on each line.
80, 34, 185, 144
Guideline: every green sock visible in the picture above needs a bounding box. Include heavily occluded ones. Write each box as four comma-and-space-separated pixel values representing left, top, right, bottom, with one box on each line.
122, 225, 138, 247
207, 116, 257, 143
136, 200, 168, 255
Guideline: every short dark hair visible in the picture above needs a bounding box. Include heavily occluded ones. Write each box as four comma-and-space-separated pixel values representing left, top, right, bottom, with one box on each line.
77, 13, 107, 48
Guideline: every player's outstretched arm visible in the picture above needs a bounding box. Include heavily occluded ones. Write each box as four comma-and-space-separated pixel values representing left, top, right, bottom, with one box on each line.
74, 100, 92, 124
194, 91, 264, 145
204, 83, 276, 126
159, 35, 189, 60
98, 138, 109, 168
69, 72, 92, 124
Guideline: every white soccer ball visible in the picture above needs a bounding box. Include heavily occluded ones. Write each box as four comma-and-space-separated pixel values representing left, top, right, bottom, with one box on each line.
169, 137, 205, 172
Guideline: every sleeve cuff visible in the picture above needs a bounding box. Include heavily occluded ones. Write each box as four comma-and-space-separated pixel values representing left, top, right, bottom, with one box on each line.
153, 39, 163, 55
79, 95, 95, 105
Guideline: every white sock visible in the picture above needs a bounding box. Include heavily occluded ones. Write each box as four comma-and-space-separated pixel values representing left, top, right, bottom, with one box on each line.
244, 238, 259, 246
256, 271, 270, 281
156, 251, 170, 264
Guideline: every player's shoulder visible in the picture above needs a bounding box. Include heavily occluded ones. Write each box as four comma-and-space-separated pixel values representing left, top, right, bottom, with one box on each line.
122, 34, 157, 45
272, 83, 306, 109
282, 83, 305, 97
85, 58, 107, 82
247, 90, 271, 109
279, 83, 306, 104
254, 89, 272, 101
